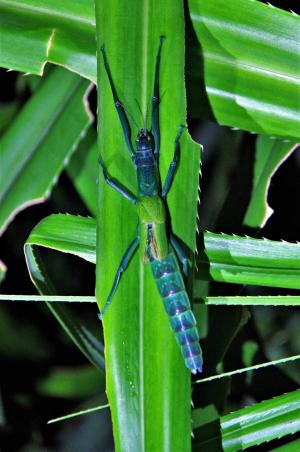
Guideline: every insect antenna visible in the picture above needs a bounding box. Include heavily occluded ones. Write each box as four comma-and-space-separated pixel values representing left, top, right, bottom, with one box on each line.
144, 97, 152, 132
135, 99, 147, 132
123, 105, 140, 132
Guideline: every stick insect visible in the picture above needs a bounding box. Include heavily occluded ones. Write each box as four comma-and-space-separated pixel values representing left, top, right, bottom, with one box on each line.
99, 37, 203, 373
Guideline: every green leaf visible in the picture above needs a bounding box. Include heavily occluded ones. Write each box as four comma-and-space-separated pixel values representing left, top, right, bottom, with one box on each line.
67, 130, 98, 217
37, 365, 104, 399
25, 214, 96, 264
95, 2, 200, 451
0, 0, 96, 82
0, 68, 92, 235
0, 101, 18, 133
193, 389, 300, 451
205, 296, 300, 306
221, 390, 300, 451
188, 0, 300, 140
24, 219, 104, 371
197, 233, 300, 290
22, 214, 299, 289
243, 137, 298, 228
1, 1, 299, 138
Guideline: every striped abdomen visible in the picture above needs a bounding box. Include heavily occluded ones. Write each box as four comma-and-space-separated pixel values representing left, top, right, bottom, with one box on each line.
150, 248, 203, 373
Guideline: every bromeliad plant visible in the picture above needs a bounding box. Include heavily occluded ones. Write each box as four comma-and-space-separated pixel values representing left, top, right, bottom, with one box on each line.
0, 0, 299, 451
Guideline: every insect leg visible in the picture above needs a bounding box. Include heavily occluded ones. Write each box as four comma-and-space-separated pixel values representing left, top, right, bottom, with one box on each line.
170, 234, 190, 277
98, 237, 139, 320
161, 125, 185, 198
101, 46, 135, 159
152, 36, 165, 158
99, 158, 137, 204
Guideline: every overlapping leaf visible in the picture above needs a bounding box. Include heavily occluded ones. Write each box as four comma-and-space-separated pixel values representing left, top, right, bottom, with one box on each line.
0, 67, 92, 235
1, 0, 299, 138
193, 389, 300, 451
188, 0, 300, 140
243, 137, 298, 228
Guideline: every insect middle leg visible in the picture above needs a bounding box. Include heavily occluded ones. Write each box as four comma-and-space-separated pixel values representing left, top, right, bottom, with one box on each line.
98, 158, 137, 205
99, 237, 139, 319
161, 125, 185, 198
101, 46, 135, 160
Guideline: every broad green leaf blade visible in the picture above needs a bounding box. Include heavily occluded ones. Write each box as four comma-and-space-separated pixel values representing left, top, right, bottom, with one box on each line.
193, 390, 300, 451
22, 214, 299, 289
0, 0, 96, 82
1, 2, 299, 138
0, 68, 92, 235
25, 214, 96, 264
0, 101, 18, 133
221, 390, 300, 451
188, 0, 300, 140
205, 296, 300, 306
95, 1, 200, 451
197, 233, 300, 290
67, 130, 98, 217
244, 137, 298, 228
24, 219, 104, 371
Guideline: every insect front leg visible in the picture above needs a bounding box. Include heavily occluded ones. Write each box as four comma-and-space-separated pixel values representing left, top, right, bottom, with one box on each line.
161, 125, 185, 198
152, 36, 165, 159
98, 237, 139, 319
101, 46, 135, 160
98, 158, 137, 204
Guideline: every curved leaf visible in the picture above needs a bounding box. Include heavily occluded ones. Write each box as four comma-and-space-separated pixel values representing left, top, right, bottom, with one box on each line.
243, 137, 298, 228
0, 68, 92, 235
1, 1, 299, 138
24, 218, 104, 371
0, 0, 96, 81
197, 233, 300, 290
188, 0, 300, 140
221, 390, 300, 451
193, 389, 300, 451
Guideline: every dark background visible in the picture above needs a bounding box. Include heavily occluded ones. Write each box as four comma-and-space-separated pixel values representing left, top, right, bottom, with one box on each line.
0, 1, 299, 450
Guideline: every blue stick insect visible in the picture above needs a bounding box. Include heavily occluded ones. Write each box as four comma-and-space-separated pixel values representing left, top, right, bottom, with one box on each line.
99, 37, 203, 373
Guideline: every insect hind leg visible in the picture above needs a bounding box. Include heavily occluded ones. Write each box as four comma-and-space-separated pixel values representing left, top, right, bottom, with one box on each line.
98, 237, 139, 320
170, 234, 190, 276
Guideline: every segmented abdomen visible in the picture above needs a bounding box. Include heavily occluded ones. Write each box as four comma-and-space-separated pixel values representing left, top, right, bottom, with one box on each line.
150, 248, 203, 373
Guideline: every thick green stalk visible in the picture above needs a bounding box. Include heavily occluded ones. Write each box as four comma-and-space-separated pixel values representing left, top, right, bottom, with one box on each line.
94, 1, 200, 450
